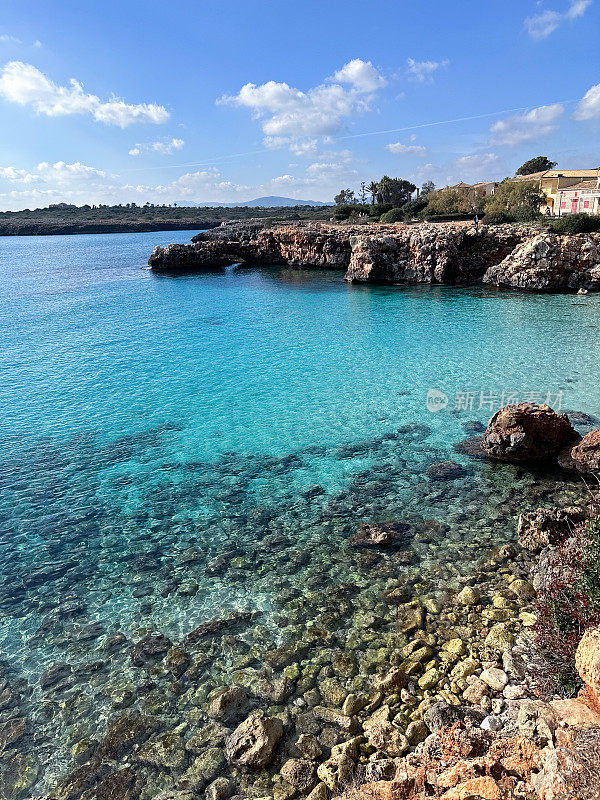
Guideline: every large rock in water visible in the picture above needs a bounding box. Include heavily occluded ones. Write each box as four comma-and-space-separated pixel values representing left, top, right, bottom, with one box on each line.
566, 429, 600, 473
482, 403, 577, 464
225, 713, 283, 769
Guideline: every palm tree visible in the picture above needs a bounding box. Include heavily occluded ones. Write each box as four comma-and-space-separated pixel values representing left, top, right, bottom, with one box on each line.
367, 181, 379, 204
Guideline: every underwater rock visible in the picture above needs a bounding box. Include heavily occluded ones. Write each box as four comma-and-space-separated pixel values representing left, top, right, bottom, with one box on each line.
0, 717, 26, 752
482, 403, 577, 464
40, 662, 72, 690
184, 612, 255, 645
426, 460, 467, 480
349, 521, 408, 548
135, 731, 187, 770
280, 758, 318, 794
96, 713, 158, 760
130, 633, 172, 666
207, 686, 250, 723
0, 751, 39, 800
462, 420, 486, 434
453, 436, 486, 460
225, 713, 283, 769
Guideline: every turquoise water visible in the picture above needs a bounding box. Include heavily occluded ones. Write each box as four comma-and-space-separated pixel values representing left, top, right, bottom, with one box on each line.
0, 229, 599, 795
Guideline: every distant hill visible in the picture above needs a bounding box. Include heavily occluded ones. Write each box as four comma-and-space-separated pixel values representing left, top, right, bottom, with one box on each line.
174, 196, 330, 208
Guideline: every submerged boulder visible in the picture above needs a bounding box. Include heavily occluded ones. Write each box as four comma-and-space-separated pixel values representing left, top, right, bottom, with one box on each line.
349, 521, 407, 548
482, 403, 577, 463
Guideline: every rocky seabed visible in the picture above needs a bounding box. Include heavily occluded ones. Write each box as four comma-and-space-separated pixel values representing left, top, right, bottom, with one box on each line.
1, 405, 600, 799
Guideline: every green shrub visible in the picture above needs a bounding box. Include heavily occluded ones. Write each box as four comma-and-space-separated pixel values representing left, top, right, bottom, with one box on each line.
483, 211, 515, 225
368, 203, 393, 218
510, 204, 542, 222
551, 213, 600, 235
380, 207, 405, 223
333, 204, 362, 221
400, 196, 429, 218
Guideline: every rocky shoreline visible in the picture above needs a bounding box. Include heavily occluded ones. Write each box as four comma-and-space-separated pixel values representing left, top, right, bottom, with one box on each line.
148, 222, 600, 292
4, 405, 598, 800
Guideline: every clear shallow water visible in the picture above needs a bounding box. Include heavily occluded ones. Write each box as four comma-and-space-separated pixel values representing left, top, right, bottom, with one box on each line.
0, 230, 599, 795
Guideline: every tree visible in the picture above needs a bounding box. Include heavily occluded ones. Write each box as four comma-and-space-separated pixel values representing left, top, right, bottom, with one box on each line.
484, 179, 545, 213
427, 186, 486, 215
359, 182, 367, 204
366, 181, 379, 204
334, 188, 356, 205
515, 156, 557, 176
421, 181, 436, 195
376, 176, 416, 206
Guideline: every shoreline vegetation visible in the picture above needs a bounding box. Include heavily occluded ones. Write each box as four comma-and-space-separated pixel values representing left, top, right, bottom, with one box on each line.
0, 203, 334, 236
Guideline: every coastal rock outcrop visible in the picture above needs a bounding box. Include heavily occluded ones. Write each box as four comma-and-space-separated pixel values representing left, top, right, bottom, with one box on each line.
483, 231, 600, 291
481, 403, 578, 463
149, 221, 600, 292
564, 429, 600, 473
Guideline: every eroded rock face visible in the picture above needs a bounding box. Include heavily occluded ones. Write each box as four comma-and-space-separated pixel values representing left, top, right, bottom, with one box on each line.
224, 714, 283, 769
575, 628, 600, 713
517, 506, 590, 551
149, 222, 600, 292
568, 429, 600, 473
482, 403, 577, 464
483, 231, 600, 291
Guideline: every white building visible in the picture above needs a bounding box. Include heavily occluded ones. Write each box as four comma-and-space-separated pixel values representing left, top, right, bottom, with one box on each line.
556, 178, 600, 216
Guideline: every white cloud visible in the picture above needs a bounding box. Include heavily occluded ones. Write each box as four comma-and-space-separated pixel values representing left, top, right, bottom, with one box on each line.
525, 10, 562, 38
408, 153, 508, 189
525, 0, 593, 39
0, 151, 358, 210
406, 58, 449, 83
0, 160, 253, 209
573, 82, 600, 120
386, 142, 427, 155
219, 59, 386, 148
490, 103, 564, 145
566, 0, 593, 17
452, 153, 502, 179
129, 137, 185, 156
152, 138, 184, 154
0, 61, 169, 127
332, 59, 387, 92
0, 34, 21, 45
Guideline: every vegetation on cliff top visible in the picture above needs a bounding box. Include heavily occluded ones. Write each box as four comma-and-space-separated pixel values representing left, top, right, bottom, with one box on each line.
0, 201, 334, 236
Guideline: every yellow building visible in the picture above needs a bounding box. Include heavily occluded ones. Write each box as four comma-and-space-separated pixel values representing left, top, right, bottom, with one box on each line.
514, 169, 600, 214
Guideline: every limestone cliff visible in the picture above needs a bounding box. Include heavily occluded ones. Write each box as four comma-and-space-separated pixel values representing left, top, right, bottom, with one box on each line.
148, 221, 600, 292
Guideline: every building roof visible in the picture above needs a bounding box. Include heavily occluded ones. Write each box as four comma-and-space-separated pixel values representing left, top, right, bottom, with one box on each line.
512, 171, 547, 181
471, 180, 498, 188
447, 182, 473, 189
560, 180, 600, 191
543, 169, 600, 178
512, 168, 600, 182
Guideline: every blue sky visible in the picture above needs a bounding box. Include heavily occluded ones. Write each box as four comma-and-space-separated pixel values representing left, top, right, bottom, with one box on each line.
0, 0, 599, 209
